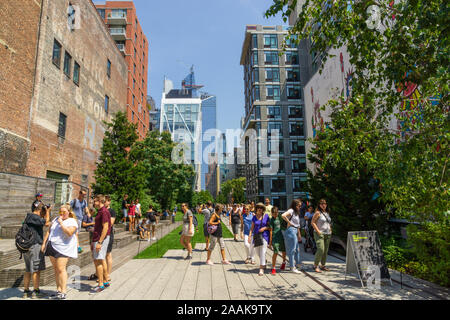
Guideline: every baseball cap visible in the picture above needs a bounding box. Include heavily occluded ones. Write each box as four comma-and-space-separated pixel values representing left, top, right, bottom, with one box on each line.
35, 193, 43, 197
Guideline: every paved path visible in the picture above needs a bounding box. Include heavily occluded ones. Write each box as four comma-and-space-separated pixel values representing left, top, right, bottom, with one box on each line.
1, 220, 448, 300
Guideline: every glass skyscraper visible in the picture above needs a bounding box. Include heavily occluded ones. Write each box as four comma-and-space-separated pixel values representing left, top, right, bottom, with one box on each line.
201, 93, 217, 190
160, 68, 203, 191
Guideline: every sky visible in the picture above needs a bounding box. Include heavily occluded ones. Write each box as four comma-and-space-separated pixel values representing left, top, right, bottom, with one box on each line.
95, 0, 285, 132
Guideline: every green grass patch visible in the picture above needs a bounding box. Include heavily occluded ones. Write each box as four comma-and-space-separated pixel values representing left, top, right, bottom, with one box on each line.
135, 213, 233, 259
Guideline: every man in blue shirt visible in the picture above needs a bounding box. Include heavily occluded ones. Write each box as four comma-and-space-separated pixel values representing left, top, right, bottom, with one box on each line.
70, 190, 89, 253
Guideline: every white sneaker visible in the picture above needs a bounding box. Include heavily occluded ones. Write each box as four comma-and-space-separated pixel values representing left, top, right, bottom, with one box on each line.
291, 268, 301, 274
152, 237, 156, 240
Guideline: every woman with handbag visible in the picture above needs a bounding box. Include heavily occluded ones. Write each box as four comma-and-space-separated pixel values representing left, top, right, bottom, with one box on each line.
281, 199, 303, 274
41, 204, 78, 300
248, 203, 270, 276
205, 204, 231, 265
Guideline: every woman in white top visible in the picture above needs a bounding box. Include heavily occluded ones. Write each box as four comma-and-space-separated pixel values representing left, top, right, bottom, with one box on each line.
281, 199, 303, 274
311, 199, 332, 273
41, 204, 78, 299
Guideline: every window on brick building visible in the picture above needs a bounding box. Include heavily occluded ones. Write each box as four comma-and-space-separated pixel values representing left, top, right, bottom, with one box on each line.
97, 9, 105, 19
63, 51, 72, 77
73, 61, 80, 86
58, 113, 67, 138
52, 40, 62, 68
104, 95, 109, 113
107, 59, 111, 78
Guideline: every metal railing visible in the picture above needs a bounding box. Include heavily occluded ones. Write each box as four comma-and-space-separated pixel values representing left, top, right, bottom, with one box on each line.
109, 28, 126, 35
108, 12, 127, 19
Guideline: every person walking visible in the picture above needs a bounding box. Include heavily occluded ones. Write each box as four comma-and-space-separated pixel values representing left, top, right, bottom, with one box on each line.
242, 204, 255, 264
229, 204, 242, 242
269, 206, 287, 275
180, 203, 194, 260
146, 205, 157, 240
311, 199, 332, 273
128, 200, 136, 233
248, 203, 270, 276
89, 195, 111, 294
281, 199, 303, 274
205, 204, 231, 265
41, 204, 78, 300
70, 190, 89, 254
202, 201, 214, 251
22, 202, 50, 299
264, 198, 273, 218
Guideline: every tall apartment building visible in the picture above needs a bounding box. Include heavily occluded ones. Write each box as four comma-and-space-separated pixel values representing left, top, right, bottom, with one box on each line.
95, 1, 149, 140
240, 25, 309, 211
160, 70, 203, 192
0, 0, 127, 187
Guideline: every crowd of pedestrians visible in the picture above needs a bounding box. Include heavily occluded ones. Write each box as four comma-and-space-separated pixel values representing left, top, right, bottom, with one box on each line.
20, 191, 145, 299
198, 198, 333, 277
21, 190, 333, 299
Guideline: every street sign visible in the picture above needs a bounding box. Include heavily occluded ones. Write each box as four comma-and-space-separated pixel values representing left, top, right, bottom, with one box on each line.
345, 231, 392, 288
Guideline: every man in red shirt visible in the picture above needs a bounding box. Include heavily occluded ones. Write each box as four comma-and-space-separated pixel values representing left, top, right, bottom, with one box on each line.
90, 194, 111, 294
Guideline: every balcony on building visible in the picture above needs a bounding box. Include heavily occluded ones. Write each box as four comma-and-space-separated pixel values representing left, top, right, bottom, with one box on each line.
107, 11, 127, 25
109, 27, 126, 41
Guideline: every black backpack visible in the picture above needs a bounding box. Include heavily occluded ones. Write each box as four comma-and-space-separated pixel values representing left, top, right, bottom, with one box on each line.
15, 223, 35, 259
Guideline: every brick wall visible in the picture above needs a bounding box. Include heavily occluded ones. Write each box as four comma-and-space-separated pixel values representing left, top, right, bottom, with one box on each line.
0, 0, 43, 174
26, 0, 128, 186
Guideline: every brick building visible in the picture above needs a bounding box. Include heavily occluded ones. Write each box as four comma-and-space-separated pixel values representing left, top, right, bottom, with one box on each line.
95, 1, 149, 140
0, 0, 128, 188
0, 0, 42, 173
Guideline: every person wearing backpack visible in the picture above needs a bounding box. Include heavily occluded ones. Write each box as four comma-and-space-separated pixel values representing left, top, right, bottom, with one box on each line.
202, 201, 214, 251
21, 202, 50, 299
180, 203, 194, 260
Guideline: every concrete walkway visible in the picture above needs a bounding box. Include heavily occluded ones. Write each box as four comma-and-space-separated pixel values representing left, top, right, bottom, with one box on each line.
1, 220, 448, 300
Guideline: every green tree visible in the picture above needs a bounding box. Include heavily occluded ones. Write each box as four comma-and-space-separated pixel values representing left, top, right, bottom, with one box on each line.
191, 190, 214, 208
132, 131, 195, 211
92, 111, 145, 201
266, 0, 449, 285
220, 178, 246, 204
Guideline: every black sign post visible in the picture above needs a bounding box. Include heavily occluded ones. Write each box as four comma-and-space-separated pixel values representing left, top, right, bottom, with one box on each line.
345, 231, 392, 288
